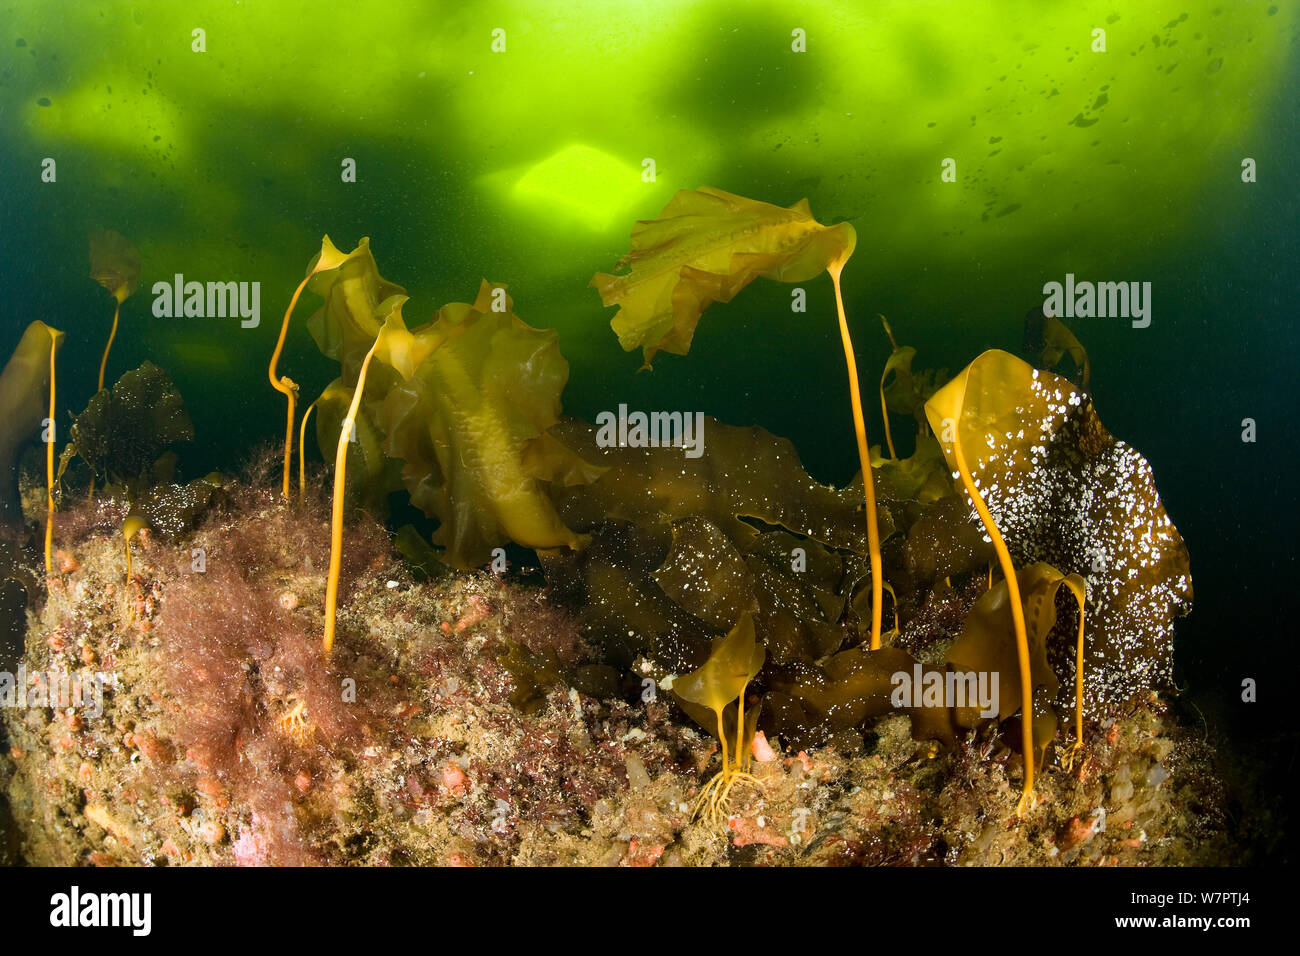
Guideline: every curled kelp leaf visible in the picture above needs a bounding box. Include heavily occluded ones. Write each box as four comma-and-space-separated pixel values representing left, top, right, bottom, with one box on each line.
539, 519, 718, 671
543, 509, 854, 679
58, 361, 193, 490
591, 186, 857, 367
656, 516, 848, 665
764, 646, 961, 751
373, 282, 597, 568
393, 525, 453, 581
904, 494, 995, 583
944, 562, 1086, 758
744, 528, 848, 665
672, 611, 765, 750
305, 237, 408, 385
924, 350, 1191, 717
1024, 307, 1090, 389
89, 230, 141, 305
871, 433, 950, 505
878, 316, 949, 459
542, 419, 879, 677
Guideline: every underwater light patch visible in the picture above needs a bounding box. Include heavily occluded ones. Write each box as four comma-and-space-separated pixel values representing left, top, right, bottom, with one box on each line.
511, 144, 643, 230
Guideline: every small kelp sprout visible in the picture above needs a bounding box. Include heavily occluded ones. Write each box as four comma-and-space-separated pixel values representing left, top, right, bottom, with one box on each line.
672, 612, 766, 830
121, 514, 145, 584
298, 396, 319, 500
267, 236, 353, 499
591, 187, 888, 649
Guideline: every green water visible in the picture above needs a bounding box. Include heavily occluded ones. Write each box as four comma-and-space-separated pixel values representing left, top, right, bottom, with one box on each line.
2, 1, 1297, 841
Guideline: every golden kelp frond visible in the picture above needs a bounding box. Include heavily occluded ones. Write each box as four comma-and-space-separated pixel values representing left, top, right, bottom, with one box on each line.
306, 237, 408, 385
374, 282, 596, 568
945, 562, 1084, 736
267, 234, 359, 498
542, 416, 879, 676
591, 186, 857, 367
653, 516, 759, 631
673, 611, 765, 726
1024, 308, 1090, 389
767, 645, 928, 746
538, 519, 718, 671
743, 527, 848, 665
594, 187, 886, 650
902, 494, 996, 582
926, 350, 1191, 718
871, 432, 950, 504
89, 230, 141, 304
90, 230, 142, 394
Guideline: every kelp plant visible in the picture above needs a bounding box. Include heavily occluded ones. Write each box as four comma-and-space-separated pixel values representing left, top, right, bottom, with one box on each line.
296, 237, 600, 653
672, 612, 766, 829
0, 322, 65, 572
590, 187, 888, 650
0, 324, 65, 525
88, 230, 140, 393
272, 215, 1189, 823
924, 349, 1190, 812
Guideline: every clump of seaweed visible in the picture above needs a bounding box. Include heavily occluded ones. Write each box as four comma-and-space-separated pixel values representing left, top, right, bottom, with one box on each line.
253, 215, 1193, 826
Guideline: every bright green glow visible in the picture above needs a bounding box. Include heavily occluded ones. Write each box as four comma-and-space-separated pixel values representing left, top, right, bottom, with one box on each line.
511, 145, 644, 230
4, 0, 1294, 323
28, 74, 188, 162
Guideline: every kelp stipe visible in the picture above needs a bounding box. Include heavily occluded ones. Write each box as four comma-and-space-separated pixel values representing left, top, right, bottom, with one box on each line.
42, 324, 64, 572
298, 396, 319, 501
323, 337, 380, 655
